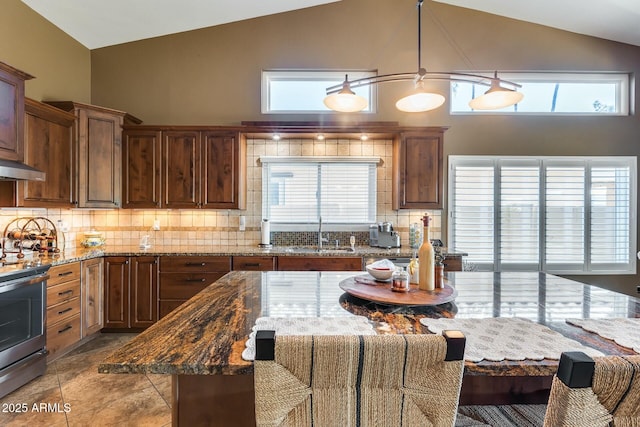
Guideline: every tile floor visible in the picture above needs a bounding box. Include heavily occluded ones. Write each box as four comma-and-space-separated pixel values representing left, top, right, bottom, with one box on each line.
0, 333, 171, 427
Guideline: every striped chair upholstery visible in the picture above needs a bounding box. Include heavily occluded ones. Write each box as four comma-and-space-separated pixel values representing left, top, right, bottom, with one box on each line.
254, 330, 466, 427
456, 351, 640, 427
543, 351, 640, 427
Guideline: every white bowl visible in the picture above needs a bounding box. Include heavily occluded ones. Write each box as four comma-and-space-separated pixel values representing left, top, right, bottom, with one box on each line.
366, 265, 394, 281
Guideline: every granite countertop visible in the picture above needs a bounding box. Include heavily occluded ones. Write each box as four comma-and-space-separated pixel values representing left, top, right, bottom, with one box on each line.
98, 271, 640, 378
22, 245, 465, 263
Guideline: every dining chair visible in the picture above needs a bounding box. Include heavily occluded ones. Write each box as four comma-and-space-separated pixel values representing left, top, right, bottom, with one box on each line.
253, 329, 466, 427
542, 351, 640, 427
456, 351, 640, 427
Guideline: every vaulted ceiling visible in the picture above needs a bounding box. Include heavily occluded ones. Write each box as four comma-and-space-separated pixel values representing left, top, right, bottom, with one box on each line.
20, 0, 640, 50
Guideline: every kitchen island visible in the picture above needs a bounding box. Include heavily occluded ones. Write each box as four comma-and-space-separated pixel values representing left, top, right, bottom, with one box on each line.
98, 270, 640, 427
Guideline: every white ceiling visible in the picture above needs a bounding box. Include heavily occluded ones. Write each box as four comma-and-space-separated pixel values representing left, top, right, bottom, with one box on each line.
433, 0, 640, 47
20, 0, 640, 50
19, 0, 342, 49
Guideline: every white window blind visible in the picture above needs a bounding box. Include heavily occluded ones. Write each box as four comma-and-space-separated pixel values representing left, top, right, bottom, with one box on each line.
449, 156, 636, 274
261, 156, 377, 226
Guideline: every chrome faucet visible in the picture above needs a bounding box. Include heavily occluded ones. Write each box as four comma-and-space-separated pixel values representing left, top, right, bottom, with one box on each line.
318, 217, 328, 250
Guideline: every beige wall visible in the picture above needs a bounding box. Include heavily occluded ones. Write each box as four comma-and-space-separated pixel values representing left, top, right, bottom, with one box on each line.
0, 0, 90, 102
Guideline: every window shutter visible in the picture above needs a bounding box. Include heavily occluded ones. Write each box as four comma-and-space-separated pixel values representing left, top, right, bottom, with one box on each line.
451, 164, 495, 265
262, 157, 377, 225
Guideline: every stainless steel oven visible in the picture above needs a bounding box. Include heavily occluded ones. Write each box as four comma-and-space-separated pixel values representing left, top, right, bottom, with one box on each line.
0, 263, 50, 398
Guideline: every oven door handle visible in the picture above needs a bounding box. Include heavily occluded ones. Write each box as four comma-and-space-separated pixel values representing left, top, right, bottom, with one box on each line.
0, 273, 49, 294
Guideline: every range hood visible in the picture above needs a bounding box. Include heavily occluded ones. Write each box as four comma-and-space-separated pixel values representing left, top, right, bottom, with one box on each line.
0, 159, 46, 181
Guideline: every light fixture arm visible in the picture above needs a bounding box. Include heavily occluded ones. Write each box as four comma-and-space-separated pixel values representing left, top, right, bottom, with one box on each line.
326, 71, 521, 95
323, 0, 524, 112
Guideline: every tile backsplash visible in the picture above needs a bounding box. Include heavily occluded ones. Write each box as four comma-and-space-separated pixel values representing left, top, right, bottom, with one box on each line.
0, 138, 441, 250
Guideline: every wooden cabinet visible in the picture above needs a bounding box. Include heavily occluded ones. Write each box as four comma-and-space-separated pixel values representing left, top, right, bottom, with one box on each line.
443, 255, 463, 272
46, 262, 82, 360
122, 126, 246, 209
46, 101, 141, 208
392, 130, 445, 210
0, 99, 76, 207
0, 61, 32, 162
201, 131, 246, 209
104, 256, 158, 330
163, 130, 200, 208
81, 257, 104, 337
277, 256, 362, 271
159, 256, 231, 318
232, 256, 276, 271
122, 128, 161, 208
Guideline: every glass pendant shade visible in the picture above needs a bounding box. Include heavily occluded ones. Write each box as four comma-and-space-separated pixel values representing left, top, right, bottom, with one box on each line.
395, 82, 445, 112
323, 83, 368, 113
469, 81, 524, 110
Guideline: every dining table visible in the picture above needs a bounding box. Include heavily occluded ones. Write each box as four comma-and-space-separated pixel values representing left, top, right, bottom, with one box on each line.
98, 270, 640, 427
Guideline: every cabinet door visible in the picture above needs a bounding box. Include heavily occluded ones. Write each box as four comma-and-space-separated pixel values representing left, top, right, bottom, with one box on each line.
130, 256, 158, 328
393, 131, 444, 209
82, 257, 104, 337
104, 256, 130, 329
77, 107, 124, 208
122, 129, 162, 208
201, 131, 246, 209
162, 130, 200, 208
20, 99, 75, 207
0, 62, 31, 162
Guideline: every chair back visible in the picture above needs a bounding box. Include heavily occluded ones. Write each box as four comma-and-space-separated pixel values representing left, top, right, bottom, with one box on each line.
543, 351, 640, 427
254, 330, 466, 427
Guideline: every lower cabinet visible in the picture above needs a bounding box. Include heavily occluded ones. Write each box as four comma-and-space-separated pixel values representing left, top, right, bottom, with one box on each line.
277, 256, 363, 271
46, 263, 81, 360
104, 256, 159, 330
81, 257, 104, 337
159, 256, 231, 318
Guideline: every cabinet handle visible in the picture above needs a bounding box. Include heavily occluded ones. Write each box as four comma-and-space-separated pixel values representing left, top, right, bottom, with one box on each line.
58, 271, 74, 277
186, 262, 206, 266
58, 325, 73, 334
185, 278, 206, 282
58, 290, 74, 296
58, 307, 73, 315
244, 263, 260, 267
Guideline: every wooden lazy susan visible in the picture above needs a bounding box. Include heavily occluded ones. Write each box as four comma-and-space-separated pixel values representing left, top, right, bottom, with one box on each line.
339, 274, 457, 306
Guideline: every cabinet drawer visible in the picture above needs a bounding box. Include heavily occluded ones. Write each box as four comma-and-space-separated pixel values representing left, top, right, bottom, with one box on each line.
48, 262, 81, 286
160, 256, 231, 272
159, 272, 227, 299
47, 279, 81, 306
232, 256, 276, 271
277, 256, 362, 271
444, 256, 463, 272
47, 297, 80, 325
46, 314, 81, 357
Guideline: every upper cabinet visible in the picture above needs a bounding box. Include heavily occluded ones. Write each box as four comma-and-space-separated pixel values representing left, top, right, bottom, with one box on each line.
122, 127, 246, 209
46, 101, 141, 208
392, 130, 445, 210
0, 99, 76, 207
0, 61, 33, 162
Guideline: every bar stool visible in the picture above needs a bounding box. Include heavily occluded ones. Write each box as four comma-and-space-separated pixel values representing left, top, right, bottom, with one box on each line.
254, 330, 466, 427
456, 351, 640, 427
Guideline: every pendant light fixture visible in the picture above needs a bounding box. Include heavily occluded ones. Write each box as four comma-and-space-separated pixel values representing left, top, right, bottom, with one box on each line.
324, 0, 523, 113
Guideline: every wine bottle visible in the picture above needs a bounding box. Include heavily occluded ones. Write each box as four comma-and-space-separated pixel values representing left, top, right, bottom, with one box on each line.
418, 214, 435, 291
